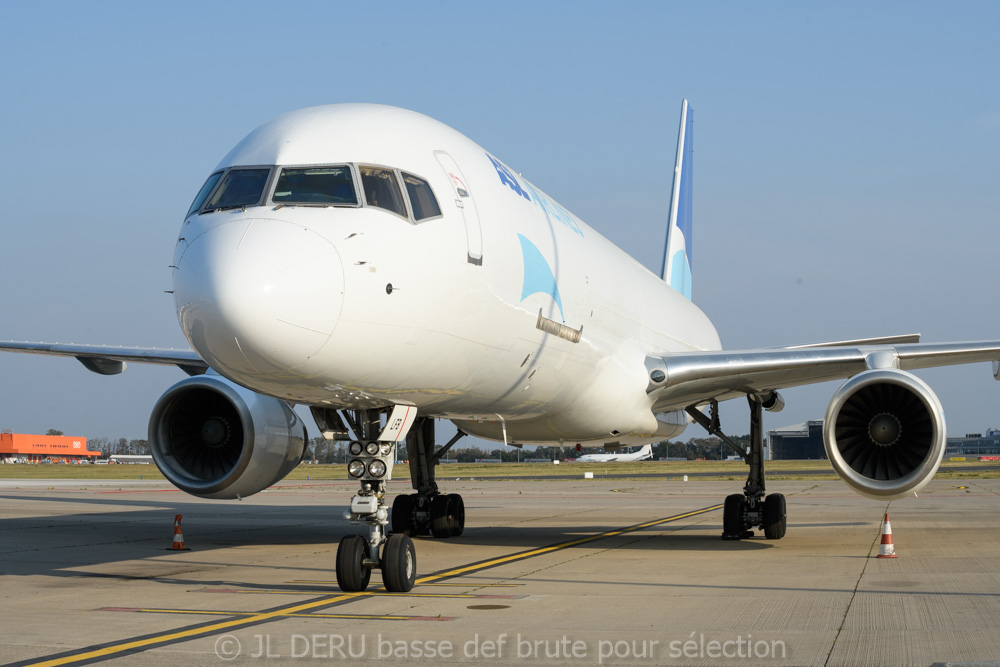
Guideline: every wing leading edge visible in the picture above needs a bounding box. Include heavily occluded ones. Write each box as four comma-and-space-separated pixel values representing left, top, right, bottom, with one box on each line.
648, 340, 1000, 412
0, 341, 208, 376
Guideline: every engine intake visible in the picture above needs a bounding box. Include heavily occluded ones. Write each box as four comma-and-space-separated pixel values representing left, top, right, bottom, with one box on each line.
824, 369, 945, 500
149, 375, 307, 499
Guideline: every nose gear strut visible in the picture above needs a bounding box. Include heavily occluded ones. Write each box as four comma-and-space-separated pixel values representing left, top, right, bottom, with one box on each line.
333, 409, 466, 593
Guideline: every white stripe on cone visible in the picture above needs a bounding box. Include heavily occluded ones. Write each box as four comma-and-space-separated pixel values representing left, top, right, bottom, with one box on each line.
169, 514, 188, 551
877, 512, 897, 558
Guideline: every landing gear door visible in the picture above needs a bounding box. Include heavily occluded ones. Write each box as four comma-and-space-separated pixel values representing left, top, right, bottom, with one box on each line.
378, 404, 418, 443
434, 151, 483, 266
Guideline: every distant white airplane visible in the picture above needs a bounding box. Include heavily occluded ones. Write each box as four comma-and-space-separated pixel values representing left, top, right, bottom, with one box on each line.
3, 101, 1000, 594
108, 454, 154, 464
575, 444, 653, 463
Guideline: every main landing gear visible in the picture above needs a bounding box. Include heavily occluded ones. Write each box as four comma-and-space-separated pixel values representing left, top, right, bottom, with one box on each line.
333, 411, 466, 593
686, 394, 787, 541
390, 418, 467, 539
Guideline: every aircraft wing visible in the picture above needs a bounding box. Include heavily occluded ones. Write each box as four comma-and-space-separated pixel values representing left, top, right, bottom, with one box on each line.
0, 341, 208, 376
649, 340, 1000, 411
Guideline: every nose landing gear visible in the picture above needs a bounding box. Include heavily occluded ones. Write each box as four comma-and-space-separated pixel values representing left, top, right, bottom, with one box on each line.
332, 409, 466, 593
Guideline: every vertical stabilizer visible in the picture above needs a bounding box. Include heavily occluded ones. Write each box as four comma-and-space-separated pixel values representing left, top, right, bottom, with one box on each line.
660, 99, 694, 300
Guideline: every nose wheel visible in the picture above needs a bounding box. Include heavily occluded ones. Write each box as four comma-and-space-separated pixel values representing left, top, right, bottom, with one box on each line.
335, 534, 371, 592
381, 533, 416, 591
336, 514, 417, 593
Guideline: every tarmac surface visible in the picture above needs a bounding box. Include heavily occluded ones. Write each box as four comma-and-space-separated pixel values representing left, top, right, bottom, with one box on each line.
1, 476, 999, 666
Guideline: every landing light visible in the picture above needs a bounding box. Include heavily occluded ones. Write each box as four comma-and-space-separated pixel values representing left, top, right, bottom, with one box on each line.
368, 459, 387, 478
348, 460, 366, 478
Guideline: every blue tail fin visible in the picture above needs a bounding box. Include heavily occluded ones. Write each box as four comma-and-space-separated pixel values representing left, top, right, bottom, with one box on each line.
660, 99, 694, 300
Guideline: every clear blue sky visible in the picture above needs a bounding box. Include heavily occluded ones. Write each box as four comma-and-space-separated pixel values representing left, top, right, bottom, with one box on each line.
1, 1, 998, 443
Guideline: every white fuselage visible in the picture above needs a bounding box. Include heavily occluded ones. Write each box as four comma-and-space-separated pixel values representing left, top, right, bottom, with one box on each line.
172, 105, 721, 446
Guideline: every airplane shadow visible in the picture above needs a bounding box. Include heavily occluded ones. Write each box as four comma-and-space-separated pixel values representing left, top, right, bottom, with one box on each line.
0, 492, 768, 581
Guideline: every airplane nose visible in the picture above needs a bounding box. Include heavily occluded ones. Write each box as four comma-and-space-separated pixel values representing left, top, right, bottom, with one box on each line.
173, 217, 343, 377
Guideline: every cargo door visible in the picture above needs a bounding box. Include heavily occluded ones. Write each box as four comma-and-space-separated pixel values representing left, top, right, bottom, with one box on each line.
434, 151, 483, 265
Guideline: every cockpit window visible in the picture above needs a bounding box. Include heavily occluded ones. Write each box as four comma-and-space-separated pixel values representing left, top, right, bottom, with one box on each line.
187, 171, 224, 217
360, 166, 406, 217
402, 172, 441, 221
273, 166, 358, 206
203, 168, 270, 211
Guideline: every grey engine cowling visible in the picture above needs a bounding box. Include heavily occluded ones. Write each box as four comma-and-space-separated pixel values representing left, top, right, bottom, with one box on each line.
824, 369, 946, 500
149, 375, 306, 499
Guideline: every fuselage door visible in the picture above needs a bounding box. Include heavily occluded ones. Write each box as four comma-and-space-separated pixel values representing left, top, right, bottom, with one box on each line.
434, 151, 483, 265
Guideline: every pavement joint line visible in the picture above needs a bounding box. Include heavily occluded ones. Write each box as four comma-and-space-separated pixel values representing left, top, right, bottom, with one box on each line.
12, 503, 720, 667
823, 502, 887, 667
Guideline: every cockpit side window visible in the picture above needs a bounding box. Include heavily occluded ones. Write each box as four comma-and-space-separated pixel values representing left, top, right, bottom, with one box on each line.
360, 166, 406, 218
273, 166, 358, 206
203, 168, 271, 211
401, 172, 441, 221
187, 170, 224, 217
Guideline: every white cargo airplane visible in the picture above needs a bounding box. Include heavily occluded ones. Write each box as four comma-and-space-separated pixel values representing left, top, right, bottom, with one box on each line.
4, 101, 1000, 594
575, 444, 653, 463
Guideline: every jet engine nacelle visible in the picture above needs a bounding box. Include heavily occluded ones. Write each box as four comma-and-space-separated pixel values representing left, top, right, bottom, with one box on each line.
149, 375, 307, 499
824, 369, 946, 500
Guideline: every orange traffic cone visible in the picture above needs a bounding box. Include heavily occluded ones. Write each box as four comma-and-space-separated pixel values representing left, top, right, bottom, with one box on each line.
876, 512, 897, 558
168, 514, 190, 551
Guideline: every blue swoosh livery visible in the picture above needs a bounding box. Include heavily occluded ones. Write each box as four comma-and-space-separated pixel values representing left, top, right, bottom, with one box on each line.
517, 234, 565, 322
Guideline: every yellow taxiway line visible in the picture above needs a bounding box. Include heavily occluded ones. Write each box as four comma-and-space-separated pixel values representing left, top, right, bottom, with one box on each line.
19, 504, 720, 667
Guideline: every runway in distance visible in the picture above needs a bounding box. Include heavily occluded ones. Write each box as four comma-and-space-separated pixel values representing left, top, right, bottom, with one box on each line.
3, 100, 1000, 594
574, 444, 653, 463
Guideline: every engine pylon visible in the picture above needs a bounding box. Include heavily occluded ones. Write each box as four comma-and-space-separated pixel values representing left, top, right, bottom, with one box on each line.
876, 512, 897, 559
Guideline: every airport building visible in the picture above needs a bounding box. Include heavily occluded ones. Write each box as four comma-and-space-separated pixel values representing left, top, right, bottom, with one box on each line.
768, 421, 825, 460
0, 431, 99, 463
945, 430, 1000, 458
768, 420, 1000, 461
